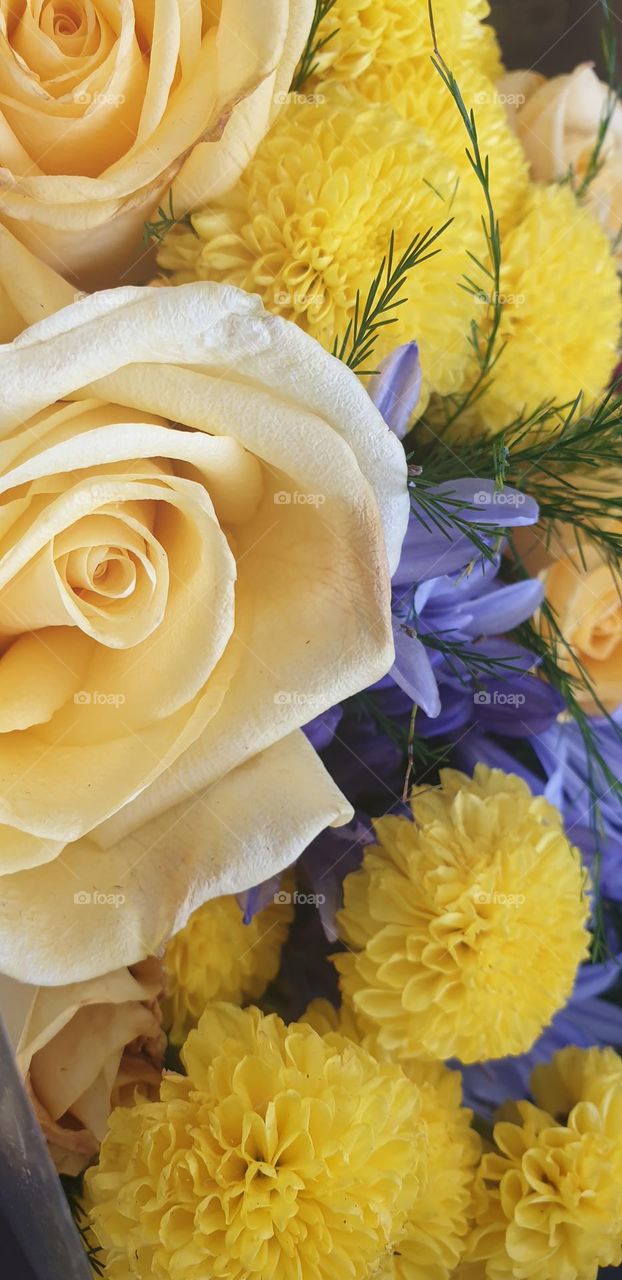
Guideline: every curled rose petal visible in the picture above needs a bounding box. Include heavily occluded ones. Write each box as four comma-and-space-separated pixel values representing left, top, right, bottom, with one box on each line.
0, 958, 164, 1175
0, 239, 408, 983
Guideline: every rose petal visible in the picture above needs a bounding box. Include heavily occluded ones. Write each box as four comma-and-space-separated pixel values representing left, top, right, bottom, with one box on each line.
0, 731, 352, 983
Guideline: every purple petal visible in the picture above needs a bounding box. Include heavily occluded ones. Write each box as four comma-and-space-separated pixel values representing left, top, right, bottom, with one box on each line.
368, 342, 422, 438
236, 873, 285, 924
301, 815, 374, 941
472, 672, 565, 737
393, 520, 486, 587
434, 478, 540, 527
461, 578, 544, 636
390, 623, 441, 717
303, 704, 343, 752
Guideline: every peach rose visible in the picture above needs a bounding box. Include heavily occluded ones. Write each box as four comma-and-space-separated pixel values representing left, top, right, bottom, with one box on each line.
499, 64, 622, 263
0, 230, 408, 986
0, 957, 164, 1175
0, 0, 313, 288
516, 520, 622, 714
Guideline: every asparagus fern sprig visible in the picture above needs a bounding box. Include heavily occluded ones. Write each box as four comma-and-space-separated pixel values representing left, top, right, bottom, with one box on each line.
144, 192, 195, 245
426, 1, 504, 427
291, 0, 339, 92
332, 223, 452, 374
576, 0, 619, 197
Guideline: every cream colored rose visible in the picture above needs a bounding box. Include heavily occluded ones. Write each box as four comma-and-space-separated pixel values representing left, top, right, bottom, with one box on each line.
499, 64, 622, 262
0, 958, 164, 1175
516, 520, 622, 714
0, 230, 408, 987
0, 0, 313, 289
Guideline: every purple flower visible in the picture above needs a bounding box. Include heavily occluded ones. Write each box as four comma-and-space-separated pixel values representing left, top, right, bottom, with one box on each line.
368, 342, 422, 439
395, 479, 539, 587
390, 479, 544, 720
302, 704, 343, 753
300, 815, 374, 941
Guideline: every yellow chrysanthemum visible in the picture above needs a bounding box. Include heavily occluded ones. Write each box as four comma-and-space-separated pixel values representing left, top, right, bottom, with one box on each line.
334, 765, 591, 1064
352, 58, 527, 220
85, 1003, 430, 1280
158, 90, 485, 401
162, 890, 293, 1044
457, 184, 622, 433
465, 1046, 622, 1279
309, 0, 500, 84
307, 1, 516, 216
303, 999, 481, 1280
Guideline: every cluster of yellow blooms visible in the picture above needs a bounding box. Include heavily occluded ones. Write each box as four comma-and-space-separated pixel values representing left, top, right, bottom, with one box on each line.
78, 4, 622, 1275
158, 0, 622, 433
82, 767, 622, 1280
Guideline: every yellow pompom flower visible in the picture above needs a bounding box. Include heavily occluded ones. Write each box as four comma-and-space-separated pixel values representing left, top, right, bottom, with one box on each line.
85, 1003, 430, 1280
308, 0, 500, 84
306, 0, 520, 216
334, 765, 591, 1064
303, 998, 481, 1280
466, 1046, 622, 1279
158, 90, 484, 401
458, 184, 622, 433
352, 58, 527, 220
162, 890, 293, 1044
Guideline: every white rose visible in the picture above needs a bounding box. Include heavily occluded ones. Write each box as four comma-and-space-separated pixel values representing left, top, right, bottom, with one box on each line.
0, 230, 408, 986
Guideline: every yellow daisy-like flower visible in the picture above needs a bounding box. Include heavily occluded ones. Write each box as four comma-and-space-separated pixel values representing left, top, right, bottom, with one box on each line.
158, 90, 484, 401
307, 1, 518, 215
334, 765, 591, 1064
309, 0, 500, 84
352, 57, 527, 220
458, 183, 622, 433
162, 890, 293, 1045
85, 1003, 429, 1280
303, 999, 481, 1280
466, 1046, 622, 1279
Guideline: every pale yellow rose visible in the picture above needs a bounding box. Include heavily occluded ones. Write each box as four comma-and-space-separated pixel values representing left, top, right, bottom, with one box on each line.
499, 64, 622, 263
0, 957, 164, 1174
516, 520, 622, 714
0, 229, 408, 986
0, 0, 313, 289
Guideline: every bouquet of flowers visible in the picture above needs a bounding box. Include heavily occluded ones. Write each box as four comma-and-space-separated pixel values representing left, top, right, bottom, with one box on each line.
1, 1, 622, 1278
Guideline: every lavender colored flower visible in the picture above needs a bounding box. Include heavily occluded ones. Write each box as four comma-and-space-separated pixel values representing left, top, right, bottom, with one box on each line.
368, 341, 422, 438
302, 704, 343, 753
299, 814, 374, 941
391, 478, 545, 720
